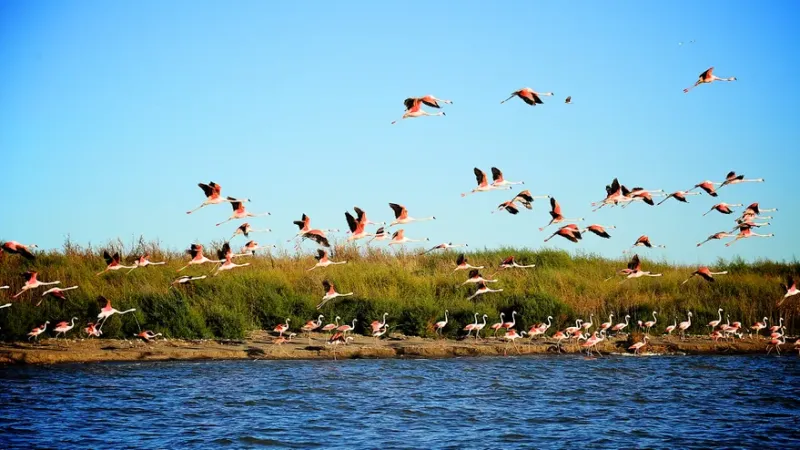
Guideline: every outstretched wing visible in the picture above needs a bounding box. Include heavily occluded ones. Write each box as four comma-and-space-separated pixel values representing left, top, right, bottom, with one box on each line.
456, 253, 466, 266
473, 167, 487, 186
315, 249, 326, 261
490, 167, 503, 183
345, 212, 358, 233
198, 183, 214, 197
468, 269, 479, 278
103, 250, 113, 265
388, 203, 405, 219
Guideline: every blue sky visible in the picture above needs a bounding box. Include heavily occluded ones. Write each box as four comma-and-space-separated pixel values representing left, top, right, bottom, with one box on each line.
1, 1, 798, 264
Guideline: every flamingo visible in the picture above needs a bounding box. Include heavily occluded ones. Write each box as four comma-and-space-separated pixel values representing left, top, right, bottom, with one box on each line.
629, 335, 649, 355
85, 322, 102, 338
683, 67, 736, 93
97, 251, 136, 275
321, 316, 341, 333
551, 330, 567, 353
490, 167, 524, 187
544, 224, 582, 243
27, 322, 49, 342
599, 314, 613, 333
632, 235, 665, 249
96, 296, 137, 329
391, 97, 446, 124
127, 253, 167, 273
739, 202, 777, 218
370, 313, 389, 333
240, 240, 275, 255
611, 315, 630, 335
421, 242, 468, 254
53, 317, 78, 339
473, 314, 489, 340
388, 229, 429, 246
461, 168, 511, 197
565, 96, 572, 104
592, 178, 627, 210
706, 308, 724, 331
39, 286, 79, 306
490, 313, 506, 337
336, 318, 358, 338
0, 286, 7, 290
725, 227, 774, 247
581, 331, 605, 357
497, 256, 535, 270
461, 269, 498, 285
657, 190, 700, 205
352, 206, 384, 228
665, 317, 677, 335
178, 244, 222, 272
301, 315, 325, 339
466, 282, 503, 301
582, 314, 594, 331
388, 203, 435, 226
171, 275, 207, 285
682, 267, 728, 285
231, 222, 271, 240
704, 203, 743, 216
0, 303, 10, 309
619, 254, 662, 281
622, 188, 666, 207
697, 232, 736, 247
690, 180, 722, 197
494, 200, 520, 215
500, 87, 554, 105
367, 227, 390, 244
405, 95, 453, 109
289, 213, 339, 240
454, 253, 483, 272
678, 311, 693, 339
640, 312, 656, 334
501, 311, 518, 330
502, 329, 527, 354
750, 317, 768, 338
308, 249, 347, 271
581, 224, 615, 239
766, 335, 785, 355
509, 190, 549, 210
433, 310, 449, 336
136, 330, 163, 343
565, 319, 584, 335
539, 198, 584, 231
327, 332, 354, 356
719, 171, 764, 188
216, 198, 269, 226
12, 271, 60, 299
302, 229, 332, 248
186, 182, 247, 214
769, 318, 784, 334
528, 316, 553, 339
372, 326, 389, 343
779, 276, 799, 305
345, 211, 376, 241
1, 241, 37, 260
273, 318, 291, 337
211, 243, 251, 276
463, 313, 479, 337
317, 280, 354, 309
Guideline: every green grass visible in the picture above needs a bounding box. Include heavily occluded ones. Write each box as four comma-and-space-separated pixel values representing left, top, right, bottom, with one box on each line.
1, 237, 797, 341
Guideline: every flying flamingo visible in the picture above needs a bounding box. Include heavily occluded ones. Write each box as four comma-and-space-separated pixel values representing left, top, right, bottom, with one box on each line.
466, 282, 503, 301
27, 322, 49, 342
211, 243, 251, 276
136, 330, 163, 343
461, 168, 511, 197
1, 241, 37, 260
171, 275, 207, 285
779, 276, 799, 305
240, 240, 275, 255
391, 97, 446, 124
403, 95, 453, 109
539, 198, 584, 231
490, 313, 506, 337
97, 251, 136, 275
544, 224, 582, 243
454, 253, 483, 272
302, 229, 332, 248
388, 229, 429, 246
738, 203, 777, 221
500, 87, 554, 105
565, 96, 572, 104
690, 180, 722, 197
461, 269, 498, 285
611, 315, 630, 335
473, 314, 489, 340
657, 190, 700, 205
289, 213, 339, 240
308, 249, 347, 271
352, 206, 384, 227
620, 254, 663, 282
186, 182, 247, 214
127, 253, 166, 273
622, 188, 665, 207
704, 203, 743, 216
345, 211, 376, 241
665, 317, 677, 335
494, 200, 520, 215
463, 313, 479, 338
719, 171, 764, 188
581, 224, 615, 239
433, 310, 449, 336
273, 318, 291, 337
370, 313, 389, 333
632, 235, 665, 249
592, 178, 627, 210
317, 280, 354, 309
750, 317, 768, 338
231, 222, 271, 239
629, 336, 649, 355
321, 316, 341, 334
12, 271, 60, 299
421, 242, 468, 254
509, 190, 549, 210
39, 286, 79, 306
697, 231, 736, 247
490, 167, 524, 187
683, 67, 736, 93
497, 256, 535, 270
53, 317, 78, 339
388, 203, 435, 226
368, 227, 390, 244
678, 311, 693, 339
216, 198, 269, 226
96, 296, 137, 329
725, 227, 774, 247
682, 267, 728, 285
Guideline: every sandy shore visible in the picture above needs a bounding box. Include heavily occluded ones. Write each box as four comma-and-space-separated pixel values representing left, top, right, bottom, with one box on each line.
1, 331, 796, 365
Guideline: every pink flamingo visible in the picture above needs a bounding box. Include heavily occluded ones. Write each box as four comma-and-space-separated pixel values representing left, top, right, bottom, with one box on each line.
1, 241, 37, 260
97, 251, 136, 275
682, 267, 728, 285
186, 182, 247, 214
388, 203, 435, 226
629, 336, 649, 355
433, 310, 449, 336
53, 317, 78, 339
307, 249, 347, 271
391, 97, 447, 124
539, 198, 584, 231
216, 198, 269, 226
12, 271, 60, 299
500, 87, 554, 105
683, 67, 736, 93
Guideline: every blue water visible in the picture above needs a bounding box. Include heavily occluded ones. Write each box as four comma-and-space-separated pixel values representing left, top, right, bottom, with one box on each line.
1, 355, 799, 449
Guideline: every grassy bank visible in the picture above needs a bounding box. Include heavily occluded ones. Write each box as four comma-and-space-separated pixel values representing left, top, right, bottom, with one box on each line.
1, 238, 797, 341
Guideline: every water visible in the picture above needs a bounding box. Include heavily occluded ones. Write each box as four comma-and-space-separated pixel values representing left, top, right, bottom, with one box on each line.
2, 355, 799, 449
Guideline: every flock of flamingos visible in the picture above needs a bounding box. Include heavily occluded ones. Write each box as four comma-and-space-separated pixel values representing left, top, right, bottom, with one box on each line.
1, 67, 798, 357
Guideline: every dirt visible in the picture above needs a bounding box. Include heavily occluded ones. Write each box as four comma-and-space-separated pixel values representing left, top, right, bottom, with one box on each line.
2, 331, 796, 365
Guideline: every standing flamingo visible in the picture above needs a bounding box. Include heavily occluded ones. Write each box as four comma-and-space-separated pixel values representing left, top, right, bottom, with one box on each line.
473, 314, 489, 340
466, 282, 503, 301
611, 315, 630, 336
706, 308, 724, 331
388, 203, 435, 226
681, 267, 728, 285
216, 198, 269, 226
766, 335, 785, 355
599, 314, 613, 333
750, 317, 768, 338
186, 182, 247, 214
454, 253, 484, 272
683, 67, 736, 93
719, 171, 764, 188
629, 336, 649, 355
501, 311, 518, 331
657, 190, 701, 205
301, 315, 325, 342
500, 87, 554, 105
12, 271, 60, 299
433, 310, 449, 336
370, 313, 389, 333
273, 318, 291, 337
317, 280, 354, 309
97, 251, 136, 275
27, 322, 49, 342
53, 317, 79, 339
1, 241, 37, 260
642, 312, 657, 334
665, 317, 677, 335
307, 249, 347, 271
539, 198, 584, 231
391, 98, 446, 124
490, 313, 505, 337
461, 168, 511, 197
678, 311, 693, 339
321, 316, 341, 334
336, 318, 358, 338
463, 313, 479, 338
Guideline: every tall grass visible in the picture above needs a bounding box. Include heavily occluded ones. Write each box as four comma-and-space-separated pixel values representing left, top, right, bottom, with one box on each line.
0, 237, 797, 341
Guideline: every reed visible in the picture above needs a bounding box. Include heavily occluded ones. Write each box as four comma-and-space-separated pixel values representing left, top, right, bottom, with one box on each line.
0, 237, 796, 340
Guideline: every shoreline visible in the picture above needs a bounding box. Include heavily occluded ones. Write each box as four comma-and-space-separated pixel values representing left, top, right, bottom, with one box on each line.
1, 332, 795, 365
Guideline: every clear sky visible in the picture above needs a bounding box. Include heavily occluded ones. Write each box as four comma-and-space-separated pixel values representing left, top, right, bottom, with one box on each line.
2, 1, 798, 264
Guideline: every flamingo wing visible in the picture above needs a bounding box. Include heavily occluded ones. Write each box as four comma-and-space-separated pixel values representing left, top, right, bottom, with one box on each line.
103, 251, 114, 265
456, 253, 466, 266
473, 167, 487, 186
198, 183, 215, 198
700, 67, 713, 80
388, 203, 406, 219
627, 254, 640, 271
315, 249, 326, 261
420, 96, 441, 108
345, 211, 358, 233
490, 167, 503, 183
